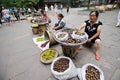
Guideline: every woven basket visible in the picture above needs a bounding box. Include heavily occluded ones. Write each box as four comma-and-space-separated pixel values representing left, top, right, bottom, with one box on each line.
61, 45, 79, 58
44, 30, 57, 46
32, 27, 39, 34
40, 48, 59, 64
38, 24, 47, 36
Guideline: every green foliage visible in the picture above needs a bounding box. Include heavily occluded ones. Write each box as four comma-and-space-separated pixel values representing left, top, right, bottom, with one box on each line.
1, 0, 39, 8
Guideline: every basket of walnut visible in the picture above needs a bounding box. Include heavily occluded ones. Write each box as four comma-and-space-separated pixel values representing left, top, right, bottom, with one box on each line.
53, 28, 88, 58
78, 63, 104, 80
51, 56, 78, 80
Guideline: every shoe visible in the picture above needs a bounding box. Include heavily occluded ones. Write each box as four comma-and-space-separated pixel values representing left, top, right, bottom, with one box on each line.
95, 53, 100, 60
116, 24, 120, 27
78, 47, 81, 50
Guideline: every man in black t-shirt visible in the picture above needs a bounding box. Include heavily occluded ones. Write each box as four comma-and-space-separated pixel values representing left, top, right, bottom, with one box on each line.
78, 11, 102, 60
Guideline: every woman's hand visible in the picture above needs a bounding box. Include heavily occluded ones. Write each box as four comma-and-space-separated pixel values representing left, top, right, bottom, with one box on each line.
52, 27, 56, 30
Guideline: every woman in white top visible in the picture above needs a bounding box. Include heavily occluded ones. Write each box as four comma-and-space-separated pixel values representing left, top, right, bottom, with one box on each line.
53, 13, 66, 30
45, 5, 48, 13
50, 5, 54, 11
54, 4, 58, 14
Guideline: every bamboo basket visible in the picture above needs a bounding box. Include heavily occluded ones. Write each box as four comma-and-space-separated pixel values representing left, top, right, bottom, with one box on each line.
61, 45, 79, 58
32, 24, 39, 34
38, 24, 47, 36
44, 30, 57, 46
32, 28, 39, 34
40, 48, 59, 64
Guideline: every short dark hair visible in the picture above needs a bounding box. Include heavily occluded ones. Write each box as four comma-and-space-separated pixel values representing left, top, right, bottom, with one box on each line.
41, 10, 44, 14
89, 10, 99, 18
58, 13, 64, 18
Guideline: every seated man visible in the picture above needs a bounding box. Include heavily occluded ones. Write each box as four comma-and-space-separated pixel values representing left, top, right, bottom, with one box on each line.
52, 13, 66, 30
78, 10, 102, 60
3, 12, 11, 26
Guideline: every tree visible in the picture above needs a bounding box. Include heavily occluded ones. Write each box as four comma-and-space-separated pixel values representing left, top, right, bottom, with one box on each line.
1, 0, 39, 8
87, 0, 91, 10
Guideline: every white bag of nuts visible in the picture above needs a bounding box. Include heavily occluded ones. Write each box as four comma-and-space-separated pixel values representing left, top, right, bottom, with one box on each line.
78, 63, 104, 80
71, 31, 88, 42
55, 32, 68, 41
51, 56, 78, 80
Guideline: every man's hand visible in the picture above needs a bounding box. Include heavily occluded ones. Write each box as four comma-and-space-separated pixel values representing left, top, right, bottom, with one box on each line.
87, 38, 92, 42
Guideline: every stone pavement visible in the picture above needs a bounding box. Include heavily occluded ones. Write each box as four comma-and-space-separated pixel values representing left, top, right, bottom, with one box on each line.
0, 8, 120, 80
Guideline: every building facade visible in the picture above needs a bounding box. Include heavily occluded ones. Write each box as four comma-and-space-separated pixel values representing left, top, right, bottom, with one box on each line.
39, 0, 115, 8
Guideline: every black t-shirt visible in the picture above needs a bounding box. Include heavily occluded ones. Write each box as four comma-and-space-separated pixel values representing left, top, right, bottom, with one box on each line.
85, 20, 102, 42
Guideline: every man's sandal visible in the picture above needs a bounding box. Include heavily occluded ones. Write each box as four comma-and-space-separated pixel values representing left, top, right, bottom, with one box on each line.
95, 53, 100, 60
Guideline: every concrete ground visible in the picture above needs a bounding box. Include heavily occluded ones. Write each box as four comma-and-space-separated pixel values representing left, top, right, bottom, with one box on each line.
0, 8, 120, 80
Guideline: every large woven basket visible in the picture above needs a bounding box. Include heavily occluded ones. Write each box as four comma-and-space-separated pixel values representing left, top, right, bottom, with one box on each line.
32, 27, 39, 34
38, 24, 47, 36
44, 30, 57, 46
40, 48, 59, 64
32, 24, 39, 34
61, 45, 79, 58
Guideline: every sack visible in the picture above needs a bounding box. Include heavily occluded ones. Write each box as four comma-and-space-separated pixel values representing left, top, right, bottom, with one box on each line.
81, 64, 104, 80
51, 56, 78, 80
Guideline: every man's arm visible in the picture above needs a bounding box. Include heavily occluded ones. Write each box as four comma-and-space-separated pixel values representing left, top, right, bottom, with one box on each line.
88, 25, 102, 42
77, 22, 86, 31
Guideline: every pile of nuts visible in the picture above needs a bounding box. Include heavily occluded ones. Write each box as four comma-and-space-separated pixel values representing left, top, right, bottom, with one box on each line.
86, 66, 100, 80
53, 58, 69, 72
58, 34, 66, 38
65, 38, 81, 43
61, 29, 82, 43
75, 32, 85, 35
62, 29, 74, 34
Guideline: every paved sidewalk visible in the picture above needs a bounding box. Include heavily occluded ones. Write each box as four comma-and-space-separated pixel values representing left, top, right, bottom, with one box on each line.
0, 8, 120, 80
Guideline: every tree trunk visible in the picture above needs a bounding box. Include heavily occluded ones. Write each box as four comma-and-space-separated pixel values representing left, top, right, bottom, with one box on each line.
87, 0, 91, 10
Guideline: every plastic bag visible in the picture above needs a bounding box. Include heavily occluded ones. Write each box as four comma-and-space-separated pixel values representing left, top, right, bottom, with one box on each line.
37, 40, 50, 51
71, 31, 88, 42
81, 63, 104, 80
55, 32, 68, 41
32, 35, 45, 45
51, 56, 78, 80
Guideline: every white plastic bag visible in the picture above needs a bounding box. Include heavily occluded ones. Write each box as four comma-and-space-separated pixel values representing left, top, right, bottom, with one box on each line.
51, 56, 78, 80
32, 35, 45, 45
77, 68, 82, 80
81, 63, 104, 80
32, 36, 50, 51
71, 31, 88, 42
37, 40, 50, 51
55, 32, 68, 41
